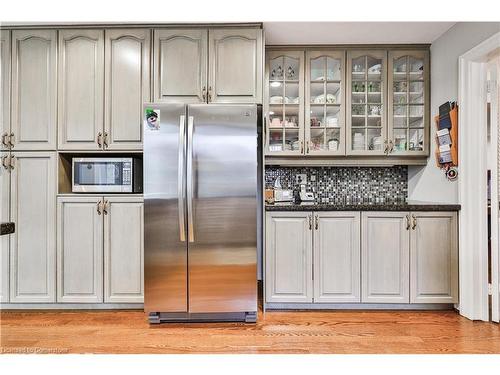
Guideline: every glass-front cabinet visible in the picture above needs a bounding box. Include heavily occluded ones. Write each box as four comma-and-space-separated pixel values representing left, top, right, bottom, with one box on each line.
265, 50, 304, 156
305, 51, 345, 155
388, 50, 430, 156
265, 47, 429, 160
346, 50, 387, 155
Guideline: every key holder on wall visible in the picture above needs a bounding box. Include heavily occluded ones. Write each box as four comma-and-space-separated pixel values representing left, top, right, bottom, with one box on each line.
435, 102, 459, 181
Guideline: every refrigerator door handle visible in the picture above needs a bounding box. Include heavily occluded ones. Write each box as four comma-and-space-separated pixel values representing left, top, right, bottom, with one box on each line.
178, 115, 187, 242
186, 115, 195, 243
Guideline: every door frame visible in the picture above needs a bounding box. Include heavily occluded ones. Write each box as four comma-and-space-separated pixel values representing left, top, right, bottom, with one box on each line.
458, 31, 500, 321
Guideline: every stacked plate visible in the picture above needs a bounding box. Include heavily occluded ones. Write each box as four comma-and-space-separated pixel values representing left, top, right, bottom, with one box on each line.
353, 133, 365, 151
370, 136, 383, 151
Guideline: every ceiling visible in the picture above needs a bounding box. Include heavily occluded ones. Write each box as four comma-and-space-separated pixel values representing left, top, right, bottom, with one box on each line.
264, 22, 456, 45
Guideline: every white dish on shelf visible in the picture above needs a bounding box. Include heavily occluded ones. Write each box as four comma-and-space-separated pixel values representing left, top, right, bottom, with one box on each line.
284, 96, 299, 104
313, 94, 337, 104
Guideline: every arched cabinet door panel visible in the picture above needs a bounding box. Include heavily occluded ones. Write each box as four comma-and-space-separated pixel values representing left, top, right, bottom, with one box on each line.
208, 28, 262, 103
153, 29, 207, 103
58, 29, 104, 150
105, 29, 150, 150
11, 30, 57, 150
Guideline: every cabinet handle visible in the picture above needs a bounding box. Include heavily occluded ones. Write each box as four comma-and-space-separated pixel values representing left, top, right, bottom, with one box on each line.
202, 86, 207, 102
315, 214, 319, 230
1, 132, 9, 148
103, 132, 109, 148
308, 214, 312, 230
388, 139, 394, 154
405, 214, 410, 230
411, 214, 417, 230
103, 200, 109, 215
1, 155, 9, 170
208, 86, 212, 102
9, 132, 14, 148
97, 132, 103, 148
300, 141, 303, 153
9, 156, 14, 170
306, 141, 310, 154
97, 200, 102, 215
383, 140, 389, 154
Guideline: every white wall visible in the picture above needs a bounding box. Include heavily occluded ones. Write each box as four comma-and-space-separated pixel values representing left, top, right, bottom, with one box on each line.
408, 22, 500, 203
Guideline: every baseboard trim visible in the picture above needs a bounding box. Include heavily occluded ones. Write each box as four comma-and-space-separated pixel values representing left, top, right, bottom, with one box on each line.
264, 302, 455, 310
1, 303, 144, 310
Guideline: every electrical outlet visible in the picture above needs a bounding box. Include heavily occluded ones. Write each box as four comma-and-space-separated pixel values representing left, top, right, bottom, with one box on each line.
296, 174, 307, 184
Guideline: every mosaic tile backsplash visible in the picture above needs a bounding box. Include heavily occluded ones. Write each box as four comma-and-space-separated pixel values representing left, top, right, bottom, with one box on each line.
265, 166, 408, 204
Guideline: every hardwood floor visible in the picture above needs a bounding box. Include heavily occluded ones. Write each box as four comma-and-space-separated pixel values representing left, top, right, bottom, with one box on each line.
1, 308, 499, 354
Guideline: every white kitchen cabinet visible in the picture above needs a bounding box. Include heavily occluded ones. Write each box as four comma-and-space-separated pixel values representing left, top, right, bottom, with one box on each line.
410, 212, 458, 303
208, 28, 263, 103
153, 29, 207, 103
57, 196, 103, 303
105, 29, 150, 150
0, 153, 10, 302
11, 30, 57, 151
104, 196, 144, 303
265, 212, 313, 303
1, 30, 10, 151
58, 29, 104, 150
313, 212, 361, 303
361, 211, 410, 303
9, 152, 56, 302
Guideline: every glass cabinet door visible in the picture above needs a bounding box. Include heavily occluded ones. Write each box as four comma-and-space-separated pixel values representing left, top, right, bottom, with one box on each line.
346, 50, 387, 155
265, 50, 304, 155
305, 51, 345, 155
388, 50, 429, 156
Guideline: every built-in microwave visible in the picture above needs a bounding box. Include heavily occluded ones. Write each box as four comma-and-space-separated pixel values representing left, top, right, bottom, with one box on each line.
72, 157, 142, 193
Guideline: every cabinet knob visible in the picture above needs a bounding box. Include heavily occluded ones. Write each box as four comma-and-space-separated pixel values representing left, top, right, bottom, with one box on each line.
97, 200, 102, 215
202, 86, 207, 102
1, 132, 9, 148
315, 214, 319, 230
208, 86, 212, 102
9, 132, 14, 148
8, 156, 15, 170
405, 214, 410, 230
103, 200, 109, 215
308, 214, 312, 230
411, 214, 417, 230
1, 155, 9, 170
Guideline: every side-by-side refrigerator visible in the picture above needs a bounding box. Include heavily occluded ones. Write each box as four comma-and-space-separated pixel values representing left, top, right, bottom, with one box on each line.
143, 103, 258, 323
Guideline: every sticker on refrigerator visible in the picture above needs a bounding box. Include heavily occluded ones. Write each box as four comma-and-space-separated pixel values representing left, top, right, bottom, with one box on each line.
145, 108, 160, 130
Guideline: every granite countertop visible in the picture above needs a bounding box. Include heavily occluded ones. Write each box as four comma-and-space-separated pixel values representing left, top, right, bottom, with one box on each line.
265, 201, 461, 212
0, 222, 15, 236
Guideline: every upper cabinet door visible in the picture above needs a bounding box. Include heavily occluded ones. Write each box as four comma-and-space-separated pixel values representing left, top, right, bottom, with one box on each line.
361, 211, 409, 303
105, 29, 150, 150
153, 29, 207, 103
388, 50, 430, 157
208, 28, 263, 103
9, 152, 56, 303
346, 50, 387, 156
1, 30, 10, 151
265, 50, 305, 156
58, 29, 104, 150
410, 212, 458, 303
305, 50, 345, 156
11, 30, 57, 151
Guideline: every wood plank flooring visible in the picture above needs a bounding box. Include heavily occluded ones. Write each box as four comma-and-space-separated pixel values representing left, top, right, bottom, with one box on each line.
1, 309, 499, 354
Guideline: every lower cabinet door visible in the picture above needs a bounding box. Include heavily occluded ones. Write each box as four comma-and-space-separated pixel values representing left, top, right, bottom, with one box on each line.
410, 211, 458, 303
9, 152, 56, 303
1, 154, 10, 302
57, 196, 103, 303
314, 212, 361, 303
361, 212, 410, 303
103, 196, 144, 303
265, 212, 313, 303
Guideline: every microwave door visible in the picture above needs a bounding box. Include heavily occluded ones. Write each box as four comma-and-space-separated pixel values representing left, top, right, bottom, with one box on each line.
143, 103, 188, 315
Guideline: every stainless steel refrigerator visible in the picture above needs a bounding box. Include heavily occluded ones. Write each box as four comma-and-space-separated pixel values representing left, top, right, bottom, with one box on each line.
143, 103, 258, 323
